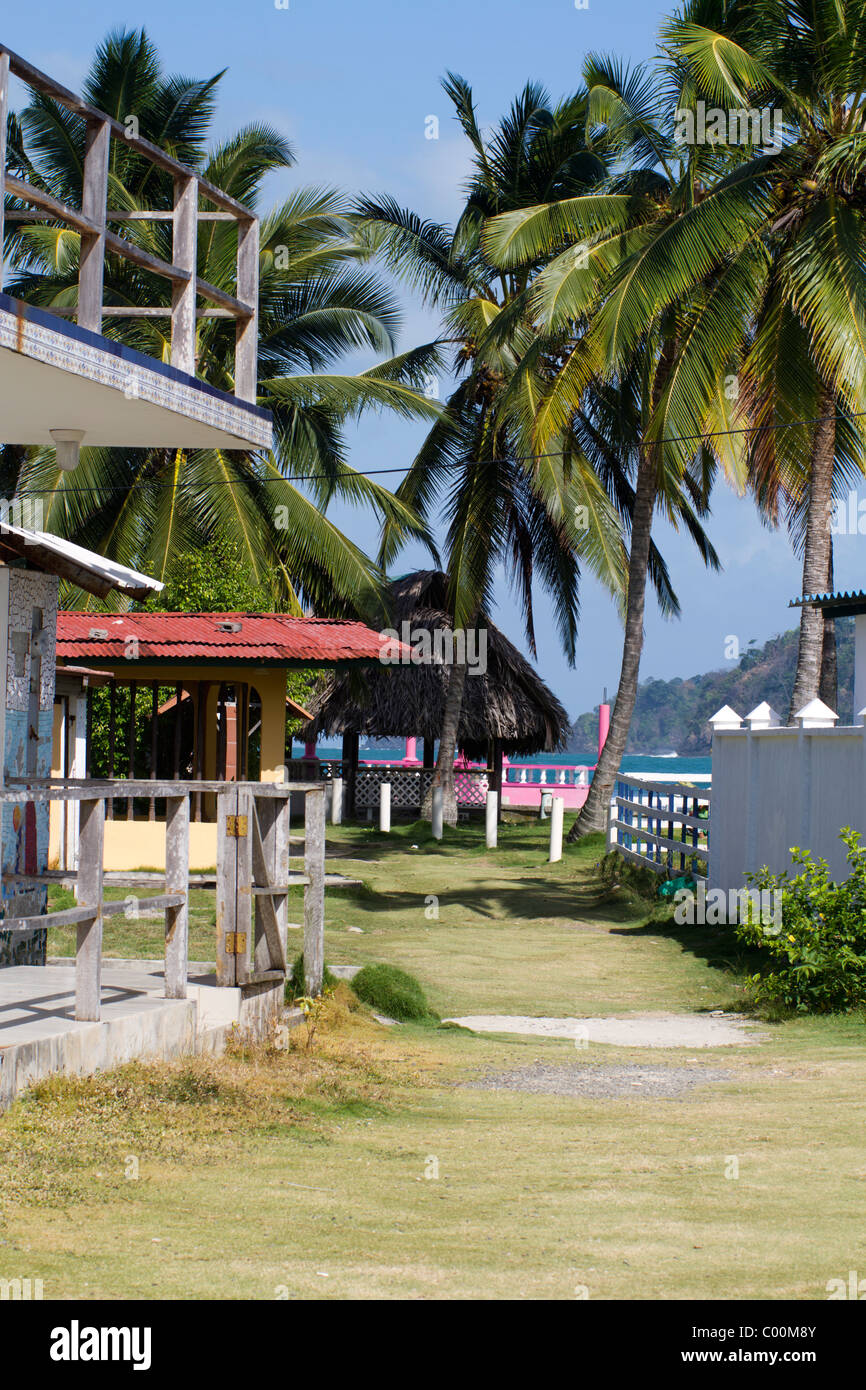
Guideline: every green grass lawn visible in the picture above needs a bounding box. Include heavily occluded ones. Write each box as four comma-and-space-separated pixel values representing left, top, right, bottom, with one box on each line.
3, 816, 866, 1300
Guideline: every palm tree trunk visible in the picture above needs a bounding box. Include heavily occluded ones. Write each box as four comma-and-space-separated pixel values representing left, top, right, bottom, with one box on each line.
423, 638, 469, 826
819, 540, 837, 711
789, 389, 836, 720
569, 448, 657, 839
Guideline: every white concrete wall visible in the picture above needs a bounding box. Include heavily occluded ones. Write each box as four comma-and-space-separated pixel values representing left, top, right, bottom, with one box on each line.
856, 614, 866, 724
710, 723, 866, 890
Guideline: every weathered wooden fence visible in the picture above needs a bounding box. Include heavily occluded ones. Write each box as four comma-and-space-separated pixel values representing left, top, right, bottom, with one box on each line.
215, 781, 325, 995
0, 42, 259, 399
607, 776, 710, 882
0, 777, 325, 1021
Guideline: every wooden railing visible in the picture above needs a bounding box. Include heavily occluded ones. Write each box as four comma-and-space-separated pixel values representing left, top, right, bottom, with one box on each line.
0, 43, 259, 400
608, 776, 710, 883
0, 778, 325, 1021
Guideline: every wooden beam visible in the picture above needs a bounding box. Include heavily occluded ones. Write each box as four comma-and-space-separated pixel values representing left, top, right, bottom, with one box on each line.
104, 229, 191, 284
196, 275, 253, 317
105, 210, 236, 222
235, 217, 259, 401
42, 305, 235, 318
0, 44, 255, 219
0, 51, 9, 292
3, 174, 101, 236
171, 174, 197, 377
78, 119, 110, 332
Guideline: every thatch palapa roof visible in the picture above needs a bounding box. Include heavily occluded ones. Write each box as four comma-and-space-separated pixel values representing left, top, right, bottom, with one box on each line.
303, 571, 570, 758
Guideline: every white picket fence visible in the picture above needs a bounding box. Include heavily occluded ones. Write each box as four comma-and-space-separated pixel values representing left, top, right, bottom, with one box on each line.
607, 776, 711, 883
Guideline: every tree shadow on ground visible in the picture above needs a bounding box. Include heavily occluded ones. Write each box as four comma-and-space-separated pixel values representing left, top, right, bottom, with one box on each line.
610, 916, 766, 984
330, 873, 650, 929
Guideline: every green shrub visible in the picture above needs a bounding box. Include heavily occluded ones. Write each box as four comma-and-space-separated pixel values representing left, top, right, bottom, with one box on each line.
350, 963, 437, 1023
735, 828, 866, 1013
286, 952, 337, 1003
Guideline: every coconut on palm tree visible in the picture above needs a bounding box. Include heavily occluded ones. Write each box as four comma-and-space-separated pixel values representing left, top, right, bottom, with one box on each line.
2, 27, 440, 616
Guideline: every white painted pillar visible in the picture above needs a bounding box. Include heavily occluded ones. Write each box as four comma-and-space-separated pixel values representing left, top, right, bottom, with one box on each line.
330, 776, 343, 825
485, 790, 498, 848
431, 786, 443, 840
379, 781, 391, 833
549, 795, 564, 862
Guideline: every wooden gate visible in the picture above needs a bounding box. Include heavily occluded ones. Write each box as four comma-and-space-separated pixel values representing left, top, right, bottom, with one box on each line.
215, 781, 326, 994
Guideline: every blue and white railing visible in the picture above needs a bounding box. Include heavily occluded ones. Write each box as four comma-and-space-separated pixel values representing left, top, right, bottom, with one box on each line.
608, 776, 710, 882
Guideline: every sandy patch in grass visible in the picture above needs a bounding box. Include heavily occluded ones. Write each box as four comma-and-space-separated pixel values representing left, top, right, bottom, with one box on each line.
445, 1012, 766, 1048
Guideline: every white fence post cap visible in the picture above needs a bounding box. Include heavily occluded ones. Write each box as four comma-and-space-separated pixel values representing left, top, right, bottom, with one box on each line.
709, 705, 743, 730
857, 706, 866, 726
745, 701, 782, 729
794, 698, 838, 728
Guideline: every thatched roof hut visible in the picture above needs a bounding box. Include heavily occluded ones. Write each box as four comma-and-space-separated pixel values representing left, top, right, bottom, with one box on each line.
303, 571, 570, 758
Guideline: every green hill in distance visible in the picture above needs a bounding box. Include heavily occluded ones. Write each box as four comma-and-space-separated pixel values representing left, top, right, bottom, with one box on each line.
567, 618, 854, 757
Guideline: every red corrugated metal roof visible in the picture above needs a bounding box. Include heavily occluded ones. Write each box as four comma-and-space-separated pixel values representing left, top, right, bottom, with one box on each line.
56, 611, 400, 663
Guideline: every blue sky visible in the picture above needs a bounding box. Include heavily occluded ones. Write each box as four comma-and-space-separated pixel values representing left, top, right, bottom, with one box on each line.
6, 1, 862, 723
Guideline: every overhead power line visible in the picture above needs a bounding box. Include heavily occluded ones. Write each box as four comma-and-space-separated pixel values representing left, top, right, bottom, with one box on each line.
2, 403, 864, 499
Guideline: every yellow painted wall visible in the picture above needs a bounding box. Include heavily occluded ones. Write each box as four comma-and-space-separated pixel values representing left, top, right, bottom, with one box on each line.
102, 820, 218, 872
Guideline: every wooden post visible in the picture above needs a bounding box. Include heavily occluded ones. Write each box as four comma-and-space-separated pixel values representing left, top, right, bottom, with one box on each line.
149, 682, 158, 820
216, 787, 237, 986
0, 51, 9, 293
304, 786, 325, 996
173, 682, 183, 779
194, 681, 208, 822
171, 174, 197, 376
164, 794, 189, 999
107, 679, 116, 819
379, 781, 391, 833
78, 118, 110, 332
216, 685, 227, 780
235, 216, 259, 402
75, 796, 105, 1021
342, 730, 359, 817
234, 786, 253, 986
127, 680, 136, 820
257, 788, 290, 968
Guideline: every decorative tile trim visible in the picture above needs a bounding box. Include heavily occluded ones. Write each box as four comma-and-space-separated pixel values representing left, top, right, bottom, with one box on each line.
0, 295, 273, 450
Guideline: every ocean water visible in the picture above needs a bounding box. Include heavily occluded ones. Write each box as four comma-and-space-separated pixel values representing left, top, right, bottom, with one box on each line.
296, 742, 712, 778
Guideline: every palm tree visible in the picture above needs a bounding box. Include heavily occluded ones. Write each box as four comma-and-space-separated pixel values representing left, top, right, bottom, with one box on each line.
484, 56, 736, 834
357, 75, 637, 822
2, 28, 439, 616
627, 0, 866, 718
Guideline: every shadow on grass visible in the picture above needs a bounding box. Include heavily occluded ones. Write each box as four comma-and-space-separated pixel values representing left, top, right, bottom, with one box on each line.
610, 915, 766, 996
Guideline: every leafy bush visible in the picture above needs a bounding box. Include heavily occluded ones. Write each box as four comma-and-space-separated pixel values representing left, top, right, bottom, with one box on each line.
735, 828, 866, 1013
350, 963, 437, 1023
286, 952, 337, 1003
